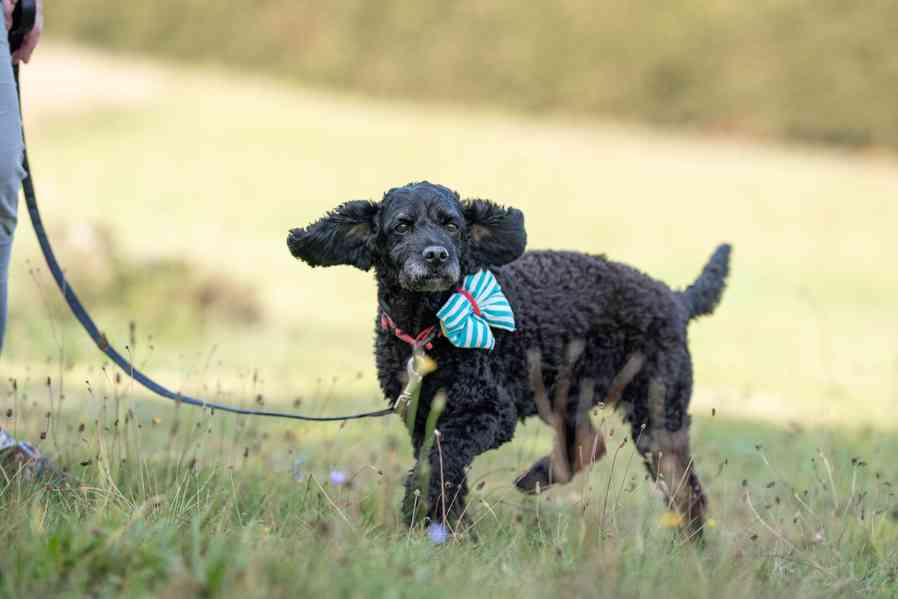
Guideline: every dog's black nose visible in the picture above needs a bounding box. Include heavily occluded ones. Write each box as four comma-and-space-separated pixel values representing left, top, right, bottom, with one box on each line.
423, 245, 450, 265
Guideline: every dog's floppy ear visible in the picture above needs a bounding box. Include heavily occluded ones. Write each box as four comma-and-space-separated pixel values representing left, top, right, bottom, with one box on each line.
463, 199, 527, 267
287, 201, 380, 270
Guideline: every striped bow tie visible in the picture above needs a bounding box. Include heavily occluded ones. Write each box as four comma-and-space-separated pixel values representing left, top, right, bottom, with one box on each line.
436, 270, 515, 350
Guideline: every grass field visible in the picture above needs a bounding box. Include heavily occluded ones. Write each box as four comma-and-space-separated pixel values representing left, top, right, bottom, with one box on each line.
2, 44, 897, 597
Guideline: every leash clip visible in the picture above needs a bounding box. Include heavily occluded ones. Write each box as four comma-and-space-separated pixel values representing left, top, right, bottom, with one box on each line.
392, 350, 437, 420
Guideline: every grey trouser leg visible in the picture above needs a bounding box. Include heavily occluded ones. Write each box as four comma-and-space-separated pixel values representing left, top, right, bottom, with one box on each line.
0, 32, 26, 356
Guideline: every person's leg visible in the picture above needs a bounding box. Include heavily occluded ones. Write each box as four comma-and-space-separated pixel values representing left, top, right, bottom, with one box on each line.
0, 17, 65, 487
0, 32, 26, 356
0, 235, 14, 353
0, 31, 27, 467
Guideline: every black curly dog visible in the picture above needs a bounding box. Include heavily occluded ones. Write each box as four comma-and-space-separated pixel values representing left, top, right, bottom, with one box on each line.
288, 181, 730, 536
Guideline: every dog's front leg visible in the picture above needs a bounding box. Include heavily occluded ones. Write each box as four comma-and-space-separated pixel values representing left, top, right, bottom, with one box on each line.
401, 384, 517, 530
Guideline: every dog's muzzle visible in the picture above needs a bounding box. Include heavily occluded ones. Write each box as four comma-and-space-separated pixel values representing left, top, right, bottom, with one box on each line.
399, 257, 460, 292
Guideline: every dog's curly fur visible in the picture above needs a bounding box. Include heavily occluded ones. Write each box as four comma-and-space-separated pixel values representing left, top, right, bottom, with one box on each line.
288, 181, 731, 536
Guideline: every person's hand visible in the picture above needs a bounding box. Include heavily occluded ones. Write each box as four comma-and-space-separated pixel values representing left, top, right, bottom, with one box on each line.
12, 0, 42, 64
3, 0, 13, 33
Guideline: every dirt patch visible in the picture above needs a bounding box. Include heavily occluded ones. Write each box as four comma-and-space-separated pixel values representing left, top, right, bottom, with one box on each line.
19, 43, 170, 120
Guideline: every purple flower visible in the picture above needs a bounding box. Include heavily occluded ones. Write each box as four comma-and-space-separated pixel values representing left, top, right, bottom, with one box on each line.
329, 469, 348, 486
427, 523, 449, 545
292, 457, 305, 482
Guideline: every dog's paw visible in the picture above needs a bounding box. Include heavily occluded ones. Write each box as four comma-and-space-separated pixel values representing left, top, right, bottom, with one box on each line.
513, 456, 555, 495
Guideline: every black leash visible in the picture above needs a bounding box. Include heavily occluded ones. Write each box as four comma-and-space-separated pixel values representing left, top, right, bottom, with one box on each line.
9, 11, 394, 423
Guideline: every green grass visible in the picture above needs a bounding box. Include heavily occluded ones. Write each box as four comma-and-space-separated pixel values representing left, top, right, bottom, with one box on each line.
2, 45, 898, 597
2, 376, 898, 598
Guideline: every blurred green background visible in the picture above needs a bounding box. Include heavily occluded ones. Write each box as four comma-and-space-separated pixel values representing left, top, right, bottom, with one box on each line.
4, 3, 897, 430
51, 0, 898, 149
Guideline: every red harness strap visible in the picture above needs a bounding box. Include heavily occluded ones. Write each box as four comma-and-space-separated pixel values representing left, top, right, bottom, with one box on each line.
454, 287, 481, 317
380, 288, 481, 350
380, 312, 439, 351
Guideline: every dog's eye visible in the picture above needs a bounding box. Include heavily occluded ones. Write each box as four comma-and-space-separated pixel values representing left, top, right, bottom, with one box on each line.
394, 222, 411, 235
445, 222, 459, 234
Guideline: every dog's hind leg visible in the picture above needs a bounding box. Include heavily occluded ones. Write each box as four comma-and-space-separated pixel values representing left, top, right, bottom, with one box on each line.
514, 409, 607, 494
515, 352, 644, 494
515, 343, 594, 494
514, 346, 579, 493
633, 379, 707, 539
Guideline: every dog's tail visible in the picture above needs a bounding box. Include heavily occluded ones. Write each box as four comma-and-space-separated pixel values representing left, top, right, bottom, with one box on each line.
679, 244, 732, 321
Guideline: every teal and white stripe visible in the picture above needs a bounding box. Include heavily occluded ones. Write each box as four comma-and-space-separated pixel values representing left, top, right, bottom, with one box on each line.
437, 270, 515, 350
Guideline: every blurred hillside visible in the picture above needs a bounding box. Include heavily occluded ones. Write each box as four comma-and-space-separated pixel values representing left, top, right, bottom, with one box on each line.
50, 1, 898, 151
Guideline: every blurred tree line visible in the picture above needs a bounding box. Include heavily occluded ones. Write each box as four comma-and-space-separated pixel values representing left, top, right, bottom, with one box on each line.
50, 0, 898, 149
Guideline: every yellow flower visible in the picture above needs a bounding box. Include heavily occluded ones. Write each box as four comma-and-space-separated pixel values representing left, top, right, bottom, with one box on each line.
659, 511, 684, 528
415, 353, 438, 376
706, 518, 718, 529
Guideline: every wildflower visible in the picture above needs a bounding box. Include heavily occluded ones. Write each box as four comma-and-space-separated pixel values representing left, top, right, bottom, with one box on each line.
659, 511, 684, 528
329, 469, 348, 486
427, 523, 449, 545
292, 457, 305, 482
